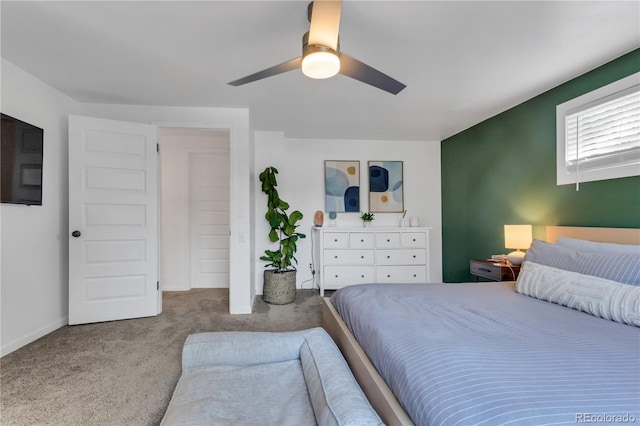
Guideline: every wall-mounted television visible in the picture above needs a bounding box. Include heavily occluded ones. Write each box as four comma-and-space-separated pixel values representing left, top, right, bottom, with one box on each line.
1, 113, 44, 205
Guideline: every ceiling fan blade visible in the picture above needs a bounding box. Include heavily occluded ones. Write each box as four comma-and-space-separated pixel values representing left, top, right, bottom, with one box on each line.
308, 0, 342, 51
228, 57, 302, 86
339, 53, 406, 95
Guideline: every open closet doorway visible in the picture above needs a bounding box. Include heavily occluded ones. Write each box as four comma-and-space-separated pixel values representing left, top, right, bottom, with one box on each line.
159, 128, 230, 291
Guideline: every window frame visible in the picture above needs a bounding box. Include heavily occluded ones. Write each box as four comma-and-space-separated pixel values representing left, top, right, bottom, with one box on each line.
556, 72, 640, 186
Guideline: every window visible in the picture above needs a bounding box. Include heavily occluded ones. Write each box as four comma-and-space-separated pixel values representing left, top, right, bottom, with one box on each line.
556, 72, 640, 187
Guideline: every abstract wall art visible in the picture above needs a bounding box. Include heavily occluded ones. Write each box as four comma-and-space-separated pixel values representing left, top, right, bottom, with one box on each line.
325, 160, 360, 212
368, 161, 404, 212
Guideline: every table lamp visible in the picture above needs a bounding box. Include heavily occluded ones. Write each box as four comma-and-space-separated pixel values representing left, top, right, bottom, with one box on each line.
504, 224, 532, 265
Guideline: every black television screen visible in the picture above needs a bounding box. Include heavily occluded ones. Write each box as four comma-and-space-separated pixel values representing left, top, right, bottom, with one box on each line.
1, 113, 44, 205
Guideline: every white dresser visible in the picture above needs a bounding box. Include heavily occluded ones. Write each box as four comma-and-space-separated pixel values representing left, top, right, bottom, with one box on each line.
313, 227, 431, 296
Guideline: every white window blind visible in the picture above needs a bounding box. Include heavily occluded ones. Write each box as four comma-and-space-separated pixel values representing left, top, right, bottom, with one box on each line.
557, 72, 640, 187
566, 88, 640, 171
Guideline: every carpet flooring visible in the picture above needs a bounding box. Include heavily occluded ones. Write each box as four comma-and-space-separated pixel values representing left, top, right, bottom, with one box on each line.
0, 289, 323, 426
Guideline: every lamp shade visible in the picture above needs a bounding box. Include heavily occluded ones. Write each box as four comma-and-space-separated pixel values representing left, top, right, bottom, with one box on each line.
504, 224, 532, 266
504, 225, 533, 249
302, 51, 340, 79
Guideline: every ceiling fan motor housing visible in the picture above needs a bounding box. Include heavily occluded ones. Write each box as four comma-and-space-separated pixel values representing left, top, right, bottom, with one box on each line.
302, 31, 339, 56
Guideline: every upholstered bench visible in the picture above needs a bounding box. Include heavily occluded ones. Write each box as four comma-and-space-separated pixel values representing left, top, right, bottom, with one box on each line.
161, 327, 382, 426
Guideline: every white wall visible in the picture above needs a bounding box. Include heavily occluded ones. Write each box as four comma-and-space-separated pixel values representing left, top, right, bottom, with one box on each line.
80, 103, 252, 314
253, 131, 442, 295
1, 59, 80, 356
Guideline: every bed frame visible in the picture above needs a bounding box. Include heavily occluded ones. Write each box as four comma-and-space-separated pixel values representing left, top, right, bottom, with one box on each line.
322, 226, 639, 426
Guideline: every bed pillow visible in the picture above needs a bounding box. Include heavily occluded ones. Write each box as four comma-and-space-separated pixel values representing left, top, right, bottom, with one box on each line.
524, 239, 640, 286
516, 261, 640, 327
556, 237, 640, 255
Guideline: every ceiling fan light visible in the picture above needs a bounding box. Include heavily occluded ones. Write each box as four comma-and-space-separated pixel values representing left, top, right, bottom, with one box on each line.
302, 51, 340, 79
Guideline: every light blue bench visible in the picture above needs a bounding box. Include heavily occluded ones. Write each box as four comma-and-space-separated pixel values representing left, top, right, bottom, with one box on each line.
161, 327, 383, 425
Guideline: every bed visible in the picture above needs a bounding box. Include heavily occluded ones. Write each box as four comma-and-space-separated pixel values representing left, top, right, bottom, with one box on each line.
322, 226, 640, 425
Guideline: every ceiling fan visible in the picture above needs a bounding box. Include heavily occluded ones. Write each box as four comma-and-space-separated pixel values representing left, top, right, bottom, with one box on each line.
228, 0, 406, 95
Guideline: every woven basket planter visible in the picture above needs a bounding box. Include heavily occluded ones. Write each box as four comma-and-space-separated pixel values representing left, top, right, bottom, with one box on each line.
263, 270, 296, 305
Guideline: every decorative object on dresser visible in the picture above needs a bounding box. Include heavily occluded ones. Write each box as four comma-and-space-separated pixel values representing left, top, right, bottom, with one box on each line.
313, 210, 324, 227
368, 161, 404, 212
259, 166, 306, 304
399, 210, 407, 227
470, 259, 520, 281
504, 224, 533, 265
313, 227, 431, 296
359, 211, 374, 227
325, 160, 360, 213
328, 211, 337, 227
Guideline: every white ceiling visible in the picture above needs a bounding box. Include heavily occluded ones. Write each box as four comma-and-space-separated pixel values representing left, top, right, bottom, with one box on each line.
2, 1, 639, 141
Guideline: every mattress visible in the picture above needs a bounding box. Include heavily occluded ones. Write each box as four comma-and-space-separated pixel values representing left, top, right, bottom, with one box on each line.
331, 282, 640, 425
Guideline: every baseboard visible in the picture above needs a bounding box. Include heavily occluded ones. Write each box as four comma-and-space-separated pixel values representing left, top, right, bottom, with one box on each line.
1, 316, 68, 357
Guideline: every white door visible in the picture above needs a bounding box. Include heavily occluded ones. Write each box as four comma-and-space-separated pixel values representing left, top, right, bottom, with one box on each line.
68, 115, 159, 325
189, 151, 230, 287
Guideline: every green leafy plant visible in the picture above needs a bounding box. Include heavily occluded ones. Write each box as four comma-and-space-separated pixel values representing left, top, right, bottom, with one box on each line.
360, 211, 375, 221
259, 167, 306, 271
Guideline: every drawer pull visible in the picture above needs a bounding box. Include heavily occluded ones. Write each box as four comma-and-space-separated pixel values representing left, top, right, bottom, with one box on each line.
361, 256, 364, 259
413, 274, 417, 277
412, 238, 416, 242
361, 275, 365, 278
386, 239, 390, 242
334, 239, 338, 242
334, 256, 338, 259
387, 274, 391, 278
360, 239, 364, 242
479, 268, 492, 273
387, 255, 391, 259
413, 255, 416, 258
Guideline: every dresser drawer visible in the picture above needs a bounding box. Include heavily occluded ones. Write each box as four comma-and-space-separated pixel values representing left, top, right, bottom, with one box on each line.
375, 249, 426, 265
349, 233, 374, 249
323, 233, 348, 249
401, 232, 426, 248
324, 249, 374, 265
323, 266, 375, 287
376, 266, 427, 283
375, 233, 401, 248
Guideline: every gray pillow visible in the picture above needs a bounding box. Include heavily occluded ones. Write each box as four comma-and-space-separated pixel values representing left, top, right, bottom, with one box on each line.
556, 237, 640, 255
524, 239, 640, 286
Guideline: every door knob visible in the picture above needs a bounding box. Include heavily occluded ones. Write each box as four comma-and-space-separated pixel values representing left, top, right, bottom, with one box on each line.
71, 230, 81, 238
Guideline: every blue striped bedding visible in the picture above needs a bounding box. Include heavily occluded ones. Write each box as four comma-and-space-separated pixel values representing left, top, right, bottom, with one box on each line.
331, 282, 640, 425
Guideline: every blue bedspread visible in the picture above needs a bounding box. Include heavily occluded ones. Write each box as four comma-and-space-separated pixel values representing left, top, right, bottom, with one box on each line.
331, 282, 640, 426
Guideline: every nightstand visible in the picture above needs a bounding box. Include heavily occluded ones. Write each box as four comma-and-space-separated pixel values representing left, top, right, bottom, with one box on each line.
470, 259, 520, 282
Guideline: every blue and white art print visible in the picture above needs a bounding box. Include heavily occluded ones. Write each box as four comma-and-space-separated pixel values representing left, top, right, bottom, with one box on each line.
325, 160, 360, 212
368, 161, 404, 212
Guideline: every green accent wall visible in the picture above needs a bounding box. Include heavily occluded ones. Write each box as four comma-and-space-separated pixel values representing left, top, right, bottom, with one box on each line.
441, 49, 640, 282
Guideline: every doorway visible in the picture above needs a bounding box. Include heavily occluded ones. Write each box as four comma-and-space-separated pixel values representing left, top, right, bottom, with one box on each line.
159, 128, 230, 291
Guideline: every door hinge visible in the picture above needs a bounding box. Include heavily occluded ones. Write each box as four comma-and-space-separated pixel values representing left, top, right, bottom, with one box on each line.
156, 143, 159, 153
157, 281, 159, 290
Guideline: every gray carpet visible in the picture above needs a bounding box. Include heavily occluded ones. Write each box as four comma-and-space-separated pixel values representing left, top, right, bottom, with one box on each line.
0, 289, 323, 426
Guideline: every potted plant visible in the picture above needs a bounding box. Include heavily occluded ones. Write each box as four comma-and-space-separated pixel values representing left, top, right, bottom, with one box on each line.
360, 211, 375, 227
259, 166, 306, 304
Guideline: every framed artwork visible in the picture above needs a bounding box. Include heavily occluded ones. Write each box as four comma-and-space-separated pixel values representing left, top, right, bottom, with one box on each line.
368, 161, 404, 212
324, 160, 360, 212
